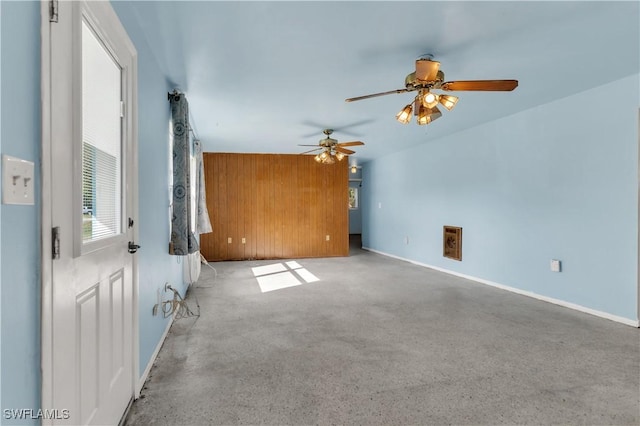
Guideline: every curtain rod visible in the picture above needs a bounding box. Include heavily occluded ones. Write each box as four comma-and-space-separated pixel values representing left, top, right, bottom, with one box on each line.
168, 89, 200, 142
167, 89, 182, 101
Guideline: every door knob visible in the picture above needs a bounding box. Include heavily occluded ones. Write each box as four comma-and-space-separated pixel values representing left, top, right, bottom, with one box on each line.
128, 241, 141, 254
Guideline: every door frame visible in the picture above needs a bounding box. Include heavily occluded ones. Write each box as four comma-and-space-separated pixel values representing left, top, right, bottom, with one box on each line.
40, 1, 140, 421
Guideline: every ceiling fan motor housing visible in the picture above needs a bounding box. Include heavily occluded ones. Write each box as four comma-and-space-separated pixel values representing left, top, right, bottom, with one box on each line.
320, 137, 337, 147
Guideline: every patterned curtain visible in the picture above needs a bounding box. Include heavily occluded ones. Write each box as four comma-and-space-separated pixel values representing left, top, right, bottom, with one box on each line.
194, 140, 213, 234
169, 92, 198, 255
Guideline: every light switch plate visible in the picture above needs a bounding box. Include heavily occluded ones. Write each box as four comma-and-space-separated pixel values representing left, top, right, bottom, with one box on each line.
2, 154, 35, 205
550, 259, 561, 272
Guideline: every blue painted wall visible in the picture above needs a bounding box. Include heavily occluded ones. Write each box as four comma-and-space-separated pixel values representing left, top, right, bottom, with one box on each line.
362, 75, 639, 322
112, 4, 187, 379
0, 2, 41, 424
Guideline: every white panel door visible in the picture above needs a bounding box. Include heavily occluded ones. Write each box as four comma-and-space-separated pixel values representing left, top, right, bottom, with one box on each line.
44, 1, 138, 425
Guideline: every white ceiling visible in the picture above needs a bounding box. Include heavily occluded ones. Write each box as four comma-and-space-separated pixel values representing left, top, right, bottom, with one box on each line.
114, 1, 639, 165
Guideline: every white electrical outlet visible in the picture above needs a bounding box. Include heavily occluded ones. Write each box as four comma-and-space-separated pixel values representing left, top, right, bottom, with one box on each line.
2, 154, 35, 205
326, 235, 330, 241
550, 259, 561, 272
228, 237, 232, 244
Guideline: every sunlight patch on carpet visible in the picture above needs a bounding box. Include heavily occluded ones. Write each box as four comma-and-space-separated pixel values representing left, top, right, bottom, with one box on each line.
252, 263, 287, 277
255, 271, 301, 292
286, 261, 302, 269
251, 262, 320, 293
293, 268, 319, 283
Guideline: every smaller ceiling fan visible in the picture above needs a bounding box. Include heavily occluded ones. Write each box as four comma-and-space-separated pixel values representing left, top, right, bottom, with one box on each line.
299, 129, 364, 164
345, 55, 518, 125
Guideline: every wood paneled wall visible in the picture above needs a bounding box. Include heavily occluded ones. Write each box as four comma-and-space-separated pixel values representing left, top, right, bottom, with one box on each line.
201, 153, 349, 261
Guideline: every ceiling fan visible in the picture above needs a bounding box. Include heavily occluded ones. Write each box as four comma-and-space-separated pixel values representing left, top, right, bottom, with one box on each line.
298, 129, 364, 164
345, 55, 518, 125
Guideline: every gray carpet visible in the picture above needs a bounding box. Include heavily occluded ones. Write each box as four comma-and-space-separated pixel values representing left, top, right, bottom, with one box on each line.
125, 241, 639, 425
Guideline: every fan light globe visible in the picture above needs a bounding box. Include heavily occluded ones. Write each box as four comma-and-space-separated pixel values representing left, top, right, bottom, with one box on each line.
439, 94, 458, 111
417, 105, 442, 125
422, 91, 439, 108
417, 105, 428, 125
425, 106, 442, 124
335, 152, 345, 161
396, 104, 413, 124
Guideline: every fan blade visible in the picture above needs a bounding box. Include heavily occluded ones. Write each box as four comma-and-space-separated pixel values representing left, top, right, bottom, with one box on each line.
345, 88, 408, 102
299, 119, 375, 137
298, 144, 321, 147
337, 141, 364, 147
335, 147, 355, 155
441, 80, 518, 91
299, 147, 322, 155
415, 59, 440, 81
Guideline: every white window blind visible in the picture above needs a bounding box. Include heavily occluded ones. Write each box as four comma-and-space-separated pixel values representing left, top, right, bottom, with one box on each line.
81, 21, 122, 242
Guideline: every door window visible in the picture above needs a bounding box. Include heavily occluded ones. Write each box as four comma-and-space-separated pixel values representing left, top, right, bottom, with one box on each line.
81, 21, 122, 243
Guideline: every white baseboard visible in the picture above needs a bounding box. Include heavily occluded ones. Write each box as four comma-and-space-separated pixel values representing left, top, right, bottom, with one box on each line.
136, 316, 174, 396
363, 246, 640, 328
